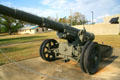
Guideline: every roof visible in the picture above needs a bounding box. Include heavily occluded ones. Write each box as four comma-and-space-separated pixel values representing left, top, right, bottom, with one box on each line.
19, 26, 39, 30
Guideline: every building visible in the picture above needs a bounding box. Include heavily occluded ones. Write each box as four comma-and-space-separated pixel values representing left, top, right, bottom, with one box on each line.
18, 26, 43, 34
73, 14, 120, 35
103, 14, 120, 24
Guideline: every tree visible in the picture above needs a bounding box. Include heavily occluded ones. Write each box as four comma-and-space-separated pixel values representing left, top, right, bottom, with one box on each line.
59, 16, 68, 24
58, 12, 87, 26
68, 12, 88, 25
0, 15, 24, 35
72, 12, 87, 25
47, 16, 52, 20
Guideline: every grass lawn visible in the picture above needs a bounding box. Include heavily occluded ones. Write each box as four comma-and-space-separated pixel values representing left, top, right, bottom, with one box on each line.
0, 31, 120, 66
0, 31, 57, 45
94, 35, 120, 48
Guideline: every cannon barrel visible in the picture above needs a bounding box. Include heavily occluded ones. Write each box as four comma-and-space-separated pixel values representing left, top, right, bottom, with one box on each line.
0, 5, 79, 34
0, 4, 94, 42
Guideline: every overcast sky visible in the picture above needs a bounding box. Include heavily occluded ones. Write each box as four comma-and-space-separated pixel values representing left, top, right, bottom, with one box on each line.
0, 0, 120, 23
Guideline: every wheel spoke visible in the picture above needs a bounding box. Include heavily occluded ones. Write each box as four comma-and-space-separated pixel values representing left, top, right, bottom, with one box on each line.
49, 41, 55, 48
45, 46, 49, 49
49, 42, 51, 48
44, 47, 49, 53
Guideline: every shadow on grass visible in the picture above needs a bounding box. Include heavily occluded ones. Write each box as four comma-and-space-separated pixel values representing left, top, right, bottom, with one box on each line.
0, 36, 46, 42
0, 34, 8, 36
0, 62, 5, 66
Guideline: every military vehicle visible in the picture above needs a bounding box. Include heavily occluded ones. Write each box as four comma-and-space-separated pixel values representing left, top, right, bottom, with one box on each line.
0, 4, 112, 74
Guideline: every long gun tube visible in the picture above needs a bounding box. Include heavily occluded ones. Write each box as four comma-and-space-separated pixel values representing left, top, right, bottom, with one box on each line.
0, 4, 95, 42
0, 5, 79, 35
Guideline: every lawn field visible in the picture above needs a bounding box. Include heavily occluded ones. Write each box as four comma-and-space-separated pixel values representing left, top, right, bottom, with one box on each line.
94, 35, 120, 48
0, 31, 120, 66
0, 31, 57, 45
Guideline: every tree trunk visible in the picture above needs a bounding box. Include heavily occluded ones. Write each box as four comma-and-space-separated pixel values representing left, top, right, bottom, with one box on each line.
7, 24, 12, 35
8, 29, 12, 35
42, 27, 44, 32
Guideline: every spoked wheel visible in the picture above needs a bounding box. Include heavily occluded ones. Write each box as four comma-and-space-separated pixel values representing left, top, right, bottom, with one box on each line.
40, 39, 59, 61
84, 42, 101, 74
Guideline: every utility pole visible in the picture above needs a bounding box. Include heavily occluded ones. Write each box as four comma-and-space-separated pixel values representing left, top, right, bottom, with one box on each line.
70, 9, 73, 26
56, 13, 58, 22
91, 11, 94, 24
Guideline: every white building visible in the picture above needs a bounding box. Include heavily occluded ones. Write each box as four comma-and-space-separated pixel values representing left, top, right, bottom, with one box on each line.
18, 26, 43, 34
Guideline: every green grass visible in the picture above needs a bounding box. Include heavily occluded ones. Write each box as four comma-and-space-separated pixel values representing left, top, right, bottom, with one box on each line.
94, 35, 120, 48
0, 36, 46, 45
0, 31, 58, 66
0, 41, 41, 65
0, 46, 33, 53
0, 32, 57, 45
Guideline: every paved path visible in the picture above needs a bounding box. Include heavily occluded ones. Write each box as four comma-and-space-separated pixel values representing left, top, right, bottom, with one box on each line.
0, 48, 120, 80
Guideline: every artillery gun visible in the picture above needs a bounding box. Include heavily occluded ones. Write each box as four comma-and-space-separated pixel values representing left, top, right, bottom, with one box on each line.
0, 4, 112, 74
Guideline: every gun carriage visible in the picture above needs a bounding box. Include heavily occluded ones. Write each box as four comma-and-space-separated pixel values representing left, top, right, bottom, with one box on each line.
0, 5, 112, 74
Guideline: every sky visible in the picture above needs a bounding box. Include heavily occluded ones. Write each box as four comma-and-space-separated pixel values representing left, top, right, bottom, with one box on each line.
0, 0, 120, 23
